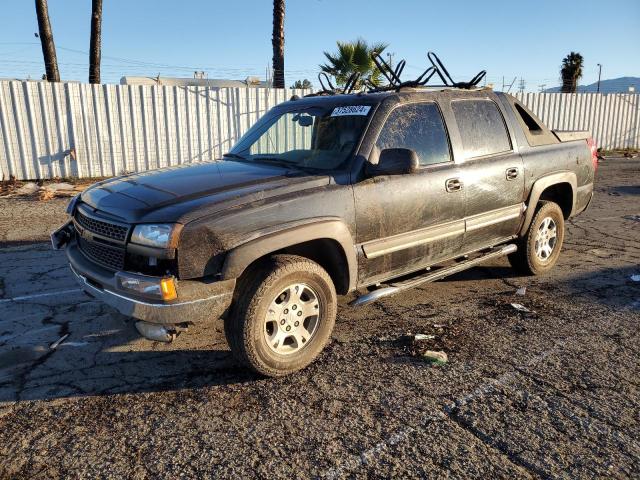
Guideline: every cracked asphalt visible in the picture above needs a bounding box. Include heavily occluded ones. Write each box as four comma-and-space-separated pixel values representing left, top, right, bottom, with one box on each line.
0, 157, 639, 479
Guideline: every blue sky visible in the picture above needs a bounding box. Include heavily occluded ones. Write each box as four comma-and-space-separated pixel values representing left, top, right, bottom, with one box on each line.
1, 0, 638, 90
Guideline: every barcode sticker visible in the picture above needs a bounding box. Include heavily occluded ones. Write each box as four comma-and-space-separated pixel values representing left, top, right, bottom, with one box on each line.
330, 105, 371, 117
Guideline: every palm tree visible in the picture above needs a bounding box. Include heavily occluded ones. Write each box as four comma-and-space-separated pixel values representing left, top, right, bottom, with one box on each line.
89, 0, 103, 84
320, 39, 388, 88
560, 52, 584, 93
272, 0, 285, 88
291, 79, 312, 89
34, 0, 60, 82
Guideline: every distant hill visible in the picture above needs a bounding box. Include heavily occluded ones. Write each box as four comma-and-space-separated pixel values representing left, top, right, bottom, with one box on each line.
544, 77, 639, 93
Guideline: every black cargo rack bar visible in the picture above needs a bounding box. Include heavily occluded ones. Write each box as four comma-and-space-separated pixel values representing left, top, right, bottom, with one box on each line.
425, 51, 486, 90
303, 51, 487, 98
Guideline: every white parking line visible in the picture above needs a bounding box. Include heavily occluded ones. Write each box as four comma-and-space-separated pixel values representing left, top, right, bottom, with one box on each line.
0, 289, 83, 304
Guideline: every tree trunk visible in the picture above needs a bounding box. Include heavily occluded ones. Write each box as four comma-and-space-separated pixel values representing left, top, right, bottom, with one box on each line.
34, 0, 60, 82
561, 74, 577, 93
89, 0, 103, 84
271, 0, 285, 88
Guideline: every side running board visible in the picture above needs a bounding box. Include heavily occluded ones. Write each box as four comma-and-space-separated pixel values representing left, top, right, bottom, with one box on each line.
351, 244, 517, 307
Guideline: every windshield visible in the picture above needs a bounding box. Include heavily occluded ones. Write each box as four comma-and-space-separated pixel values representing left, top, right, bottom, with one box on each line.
227, 105, 372, 171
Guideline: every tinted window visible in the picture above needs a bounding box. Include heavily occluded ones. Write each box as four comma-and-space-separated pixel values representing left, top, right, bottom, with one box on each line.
230, 105, 371, 171
451, 100, 511, 157
514, 103, 542, 132
376, 103, 451, 166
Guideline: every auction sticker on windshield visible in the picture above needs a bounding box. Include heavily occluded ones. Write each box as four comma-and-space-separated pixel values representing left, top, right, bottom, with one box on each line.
330, 105, 371, 116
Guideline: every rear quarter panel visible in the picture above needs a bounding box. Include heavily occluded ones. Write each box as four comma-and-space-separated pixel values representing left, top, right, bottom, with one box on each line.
497, 93, 594, 213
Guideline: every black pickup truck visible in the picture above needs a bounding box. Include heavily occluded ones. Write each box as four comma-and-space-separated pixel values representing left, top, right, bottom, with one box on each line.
52, 87, 597, 376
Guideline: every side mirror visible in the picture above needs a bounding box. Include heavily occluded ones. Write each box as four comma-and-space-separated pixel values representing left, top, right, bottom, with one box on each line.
366, 148, 419, 176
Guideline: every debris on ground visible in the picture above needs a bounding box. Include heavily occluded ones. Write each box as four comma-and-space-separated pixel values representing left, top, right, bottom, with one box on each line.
49, 333, 70, 350
1, 178, 95, 199
414, 333, 436, 341
631, 274, 640, 282
510, 303, 534, 313
45, 182, 75, 191
623, 215, 640, 222
15, 182, 39, 195
516, 286, 527, 296
38, 182, 82, 200
422, 350, 448, 365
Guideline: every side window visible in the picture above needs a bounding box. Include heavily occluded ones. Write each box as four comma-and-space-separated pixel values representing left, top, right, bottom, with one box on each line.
451, 99, 511, 158
514, 103, 542, 133
376, 103, 451, 166
511, 100, 559, 147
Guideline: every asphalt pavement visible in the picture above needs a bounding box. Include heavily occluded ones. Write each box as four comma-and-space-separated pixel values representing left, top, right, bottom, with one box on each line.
0, 157, 638, 479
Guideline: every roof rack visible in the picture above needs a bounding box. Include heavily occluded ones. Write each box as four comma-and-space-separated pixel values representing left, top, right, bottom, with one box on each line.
368, 51, 486, 93
367, 52, 438, 93
303, 51, 486, 98
426, 52, 486, 90
304, 71, 362, 97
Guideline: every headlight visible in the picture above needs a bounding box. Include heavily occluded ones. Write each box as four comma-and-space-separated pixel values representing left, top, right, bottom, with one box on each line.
131, 224, 176, 248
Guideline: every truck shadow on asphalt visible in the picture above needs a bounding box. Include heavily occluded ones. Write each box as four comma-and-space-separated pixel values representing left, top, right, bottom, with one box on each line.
1, 337, 260, 403
1, 263, 638, 404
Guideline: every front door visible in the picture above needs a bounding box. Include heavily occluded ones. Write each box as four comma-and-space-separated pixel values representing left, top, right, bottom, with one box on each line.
353, 101, 466, 287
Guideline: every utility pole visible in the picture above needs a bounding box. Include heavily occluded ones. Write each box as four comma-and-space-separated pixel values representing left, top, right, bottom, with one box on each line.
386, 52, 395, 69
518, 78, 526, 93
538, 84, 547, 92
596, 63, 602, 93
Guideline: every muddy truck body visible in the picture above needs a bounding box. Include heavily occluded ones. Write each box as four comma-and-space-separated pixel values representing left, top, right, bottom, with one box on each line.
52, 88, 597, 376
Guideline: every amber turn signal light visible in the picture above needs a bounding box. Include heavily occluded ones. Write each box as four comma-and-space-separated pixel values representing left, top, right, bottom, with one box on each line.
160, 277, 177, 301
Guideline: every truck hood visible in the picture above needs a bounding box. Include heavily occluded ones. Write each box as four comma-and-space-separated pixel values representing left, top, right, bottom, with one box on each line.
80, 160, 331, 223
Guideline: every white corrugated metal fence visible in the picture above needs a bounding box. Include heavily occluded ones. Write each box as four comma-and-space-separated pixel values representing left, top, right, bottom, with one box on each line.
0, 81, 308, 180
514, 92, 639, 151
0, 80, 638, 180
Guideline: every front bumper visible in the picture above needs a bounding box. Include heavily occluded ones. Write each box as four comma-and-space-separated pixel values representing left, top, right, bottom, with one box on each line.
60, 231, 235, 325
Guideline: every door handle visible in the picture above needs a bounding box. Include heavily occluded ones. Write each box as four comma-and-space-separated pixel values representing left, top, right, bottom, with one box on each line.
506, 167, 519, 180
445, 178, 463, 192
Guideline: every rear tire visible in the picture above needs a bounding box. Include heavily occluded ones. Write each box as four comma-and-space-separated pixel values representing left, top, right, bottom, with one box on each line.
225, 255, 337, 377
509, 201, 565, 275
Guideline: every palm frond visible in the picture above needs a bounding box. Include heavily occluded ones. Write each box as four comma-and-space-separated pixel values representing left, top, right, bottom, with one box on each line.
318, 39, 390, 88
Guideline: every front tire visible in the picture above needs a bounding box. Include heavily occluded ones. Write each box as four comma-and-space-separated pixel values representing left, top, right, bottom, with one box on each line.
225, 255, 337, 377
509, 201, 565, 275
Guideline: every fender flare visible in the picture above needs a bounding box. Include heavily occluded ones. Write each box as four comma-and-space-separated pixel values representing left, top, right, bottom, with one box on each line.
221, 219, 358, 292
519, 171, 577, 236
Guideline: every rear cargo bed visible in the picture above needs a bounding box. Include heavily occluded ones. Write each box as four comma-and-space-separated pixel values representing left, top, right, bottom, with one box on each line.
553, 130, 590, 142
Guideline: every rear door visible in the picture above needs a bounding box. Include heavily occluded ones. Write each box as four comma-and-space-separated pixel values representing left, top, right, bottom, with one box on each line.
449, 98, 525, 252
353, 101, 466, 286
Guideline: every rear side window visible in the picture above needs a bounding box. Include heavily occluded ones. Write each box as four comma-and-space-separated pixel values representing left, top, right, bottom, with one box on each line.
514, 103, 542, 132
451, 99, 511, 158
376, 103, 451, 166
511, 100, 559, 147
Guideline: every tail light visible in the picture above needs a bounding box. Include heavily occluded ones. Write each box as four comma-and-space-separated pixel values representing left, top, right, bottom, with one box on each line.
587, 138, 598, 172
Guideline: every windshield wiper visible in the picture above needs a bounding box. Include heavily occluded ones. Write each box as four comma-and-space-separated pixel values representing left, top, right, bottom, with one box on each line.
251, 157, 296, 167
252, 157, 319, 173
223, 153, 246, 160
